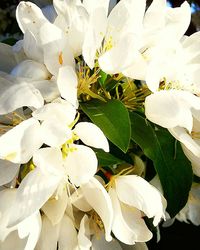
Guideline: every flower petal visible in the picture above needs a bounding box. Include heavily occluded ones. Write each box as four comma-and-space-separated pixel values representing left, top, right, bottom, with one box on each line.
71, 189, 92, 212
39, 22, 75, 76
57, 66, 78, 107
40, 118, 72, 147
11, 60, 50, 80
35, 215, 59, 250
8, 167, 61, 227
42, 189, 68, 225
0, 75, 44, 115
33, 147, 64, 175
115, 176, 166, 226
0, 159, 19, 186
64, 145, 97, 186
81, 177, 113, 242
74, 122, 109, 152
16, 1, 48, 34
0, 43, 25, 73
0, 118, 43, 164
0, 231, 26, 250
169, 126, 200, 158
18, 212, 42, 250
58, 215, 78, 249
98, 33, 137, 74
23, 30, 43, 63
109, 188, 152, 245
91, 232, 122, 250
144, 90, 200, 132
31, 79, 60, 103
78, 215, 92, 250
32, 102, 76, 125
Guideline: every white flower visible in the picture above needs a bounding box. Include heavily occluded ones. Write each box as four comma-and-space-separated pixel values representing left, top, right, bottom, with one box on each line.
3, 1, 78, 106
83, 0, 144, 72
0, 117, 43, 164
176, 183, 200, 226
0, 159, 20, 187
0, 72, 44, 115
0, 189, 41, 250
53, 0, 89, 57
108, 175, 166, 245
7, 101, 109, 227
123, 0, 191, 81
145, 32, 200, 93
145, 90, 200, 159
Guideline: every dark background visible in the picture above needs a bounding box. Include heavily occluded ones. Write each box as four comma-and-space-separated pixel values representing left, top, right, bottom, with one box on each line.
0, 0, 200, 249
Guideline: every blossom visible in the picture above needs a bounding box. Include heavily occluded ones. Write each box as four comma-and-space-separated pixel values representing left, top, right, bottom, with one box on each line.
123, 0, 191, 81
176, 183, 200, 226
108, 175, 166, 245
0, 189, 41, 250
6, 102, 109, 227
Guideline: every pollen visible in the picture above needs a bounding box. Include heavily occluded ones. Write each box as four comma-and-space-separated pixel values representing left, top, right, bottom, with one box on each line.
59, 52, 63, 65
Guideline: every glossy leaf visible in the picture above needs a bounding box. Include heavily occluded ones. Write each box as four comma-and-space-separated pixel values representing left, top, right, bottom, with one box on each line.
94, 148, 125, 166
130, 112, 193, 217
80, 99, 131, 152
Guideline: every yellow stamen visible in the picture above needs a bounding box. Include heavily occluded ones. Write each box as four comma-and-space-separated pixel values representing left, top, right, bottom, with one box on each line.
59, 52, 63, 65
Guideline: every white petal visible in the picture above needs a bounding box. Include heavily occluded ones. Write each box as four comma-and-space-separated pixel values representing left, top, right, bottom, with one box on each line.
23, 30, 43, 63
0, 231, 26, 250
11, 60, 50, 80
83, 0, 109, 15
120, 242, 148, 250
74, 122, 109, 152
143, 0, 166, 31
122, 53, 147, 81
71, 189, 92, 212
82, 6, 107, 68
35, 215, 59, 250
0, 189, 17, 234
115, 176, 166, 226
91, 232, 122, 250
40, 118, 72, 147
81, 177, 113, 241
0, 43, 25, 73
145, 90, 197, 132
8, 167, 61, 227
0, 159, 19, 186
169, 126, 200, 158
18, 212, 42, 250
64, 145, 97, 186
99, 34, 137, 74
165, 1, 191, 40
0, 118, 43, 164
181, 144, 200, 177
78, 215, 92, 250
57, 66, 78, 107
32, 79, 60, 103
58, 215, 78, 250
0, 75, 44, 115
40, 22, 75, 76
42, 189, 68, 225
16, 1, 48, 34
109, 188, 152, 245
32, 102, 76, 125
33, 147, 64, 175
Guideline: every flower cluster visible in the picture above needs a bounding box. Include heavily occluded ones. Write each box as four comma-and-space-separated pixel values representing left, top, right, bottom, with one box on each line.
0, 0, 199, 249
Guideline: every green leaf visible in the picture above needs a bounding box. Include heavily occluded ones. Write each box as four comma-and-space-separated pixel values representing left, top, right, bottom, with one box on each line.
130, 112, 193, 217
98, 70, 107, 87
80, 99, 131, 152
94, 148, 125, 166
